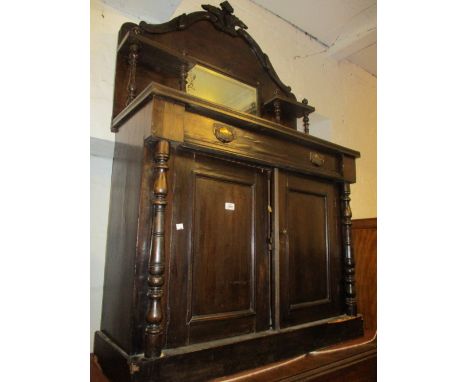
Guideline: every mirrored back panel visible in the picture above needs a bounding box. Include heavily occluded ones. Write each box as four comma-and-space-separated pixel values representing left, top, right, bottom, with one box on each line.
186, 65, 258, 115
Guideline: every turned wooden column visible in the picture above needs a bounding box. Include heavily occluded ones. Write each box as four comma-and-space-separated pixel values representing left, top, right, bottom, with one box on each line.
125, 43, 139, 106
179, 62, 188, 91
302, 98, 310, 134
273, 99, 281, 124
144, 140, 170, 358
341, 183, 357, 316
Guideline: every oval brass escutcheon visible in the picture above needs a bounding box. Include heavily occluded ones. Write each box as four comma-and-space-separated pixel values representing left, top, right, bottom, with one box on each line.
213, 123, 236, 143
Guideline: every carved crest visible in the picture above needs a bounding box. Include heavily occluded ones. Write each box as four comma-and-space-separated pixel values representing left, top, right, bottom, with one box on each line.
202, 1, 247, 36
137, 1, 293, 97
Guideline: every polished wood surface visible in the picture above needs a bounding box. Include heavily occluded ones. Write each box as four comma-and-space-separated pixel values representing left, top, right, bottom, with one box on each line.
94, 316, 364, 382
341, 183, 357, 316
114, 2, 301, 129
144, 140, 171, 358
92, 339, 376, 382
112, 82, 360, 160
278, 171, 342, 327
182, 111, 344, 180
212, 340, 376, 381
100, 102, 153, 354
353, 218, 377, 335
166, 149, 270, 347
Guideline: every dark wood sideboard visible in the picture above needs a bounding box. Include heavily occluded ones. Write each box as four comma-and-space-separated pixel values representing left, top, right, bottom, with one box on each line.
94, 2, 367, 381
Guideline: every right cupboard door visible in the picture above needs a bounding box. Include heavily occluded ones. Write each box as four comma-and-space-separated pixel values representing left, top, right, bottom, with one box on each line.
278, 170, 343, 327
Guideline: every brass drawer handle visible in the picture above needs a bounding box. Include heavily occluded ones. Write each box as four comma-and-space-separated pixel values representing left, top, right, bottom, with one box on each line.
213, 123, 236, 143
310, 152, 325, 167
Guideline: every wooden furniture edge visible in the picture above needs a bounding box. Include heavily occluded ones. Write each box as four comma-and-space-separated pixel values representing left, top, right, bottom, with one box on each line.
111, 82, 360, 158
94, 315, 364, 381
283, 344, 377, 381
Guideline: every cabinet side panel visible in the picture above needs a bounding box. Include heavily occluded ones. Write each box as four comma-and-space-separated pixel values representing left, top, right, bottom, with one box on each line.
99, 102, 153, 354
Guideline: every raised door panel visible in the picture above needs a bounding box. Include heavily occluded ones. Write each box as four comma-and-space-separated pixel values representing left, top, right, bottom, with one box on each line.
190, 174, 254, 319
166, 148, 270, 347
278, 171, 342, 327
288, 190, 329, 307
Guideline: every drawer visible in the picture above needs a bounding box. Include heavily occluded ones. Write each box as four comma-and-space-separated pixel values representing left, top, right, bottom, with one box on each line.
183, 112, 343, 178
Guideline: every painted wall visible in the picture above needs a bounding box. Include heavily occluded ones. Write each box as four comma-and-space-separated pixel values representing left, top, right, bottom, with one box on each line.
90, 0, 377, 350
90, 154, 112, 350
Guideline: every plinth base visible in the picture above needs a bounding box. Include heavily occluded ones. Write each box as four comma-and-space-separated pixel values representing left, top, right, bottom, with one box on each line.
94, 315, 364, 382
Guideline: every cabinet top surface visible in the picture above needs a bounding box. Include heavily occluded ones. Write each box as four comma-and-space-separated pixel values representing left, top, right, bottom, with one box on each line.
113, 81, 360, 158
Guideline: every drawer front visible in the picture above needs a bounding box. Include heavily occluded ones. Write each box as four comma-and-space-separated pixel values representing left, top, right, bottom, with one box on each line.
183, 112, 343, 179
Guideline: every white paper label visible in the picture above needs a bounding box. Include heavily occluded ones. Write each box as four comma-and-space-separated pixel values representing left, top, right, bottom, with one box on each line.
225, 202, 235, 211
176, 223, 184, 230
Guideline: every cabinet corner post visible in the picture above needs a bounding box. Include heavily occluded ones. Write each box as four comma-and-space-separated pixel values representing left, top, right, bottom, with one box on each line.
341, 182, 357, 316
144, 139, 170, 358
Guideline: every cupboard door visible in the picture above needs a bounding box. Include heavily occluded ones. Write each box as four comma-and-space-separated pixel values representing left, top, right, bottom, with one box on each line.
278, 171, 342, 327
166, 149, 270, 347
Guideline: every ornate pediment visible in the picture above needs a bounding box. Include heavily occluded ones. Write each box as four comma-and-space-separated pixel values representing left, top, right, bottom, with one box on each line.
137, 1, 293, 97
201, 1, 247, 36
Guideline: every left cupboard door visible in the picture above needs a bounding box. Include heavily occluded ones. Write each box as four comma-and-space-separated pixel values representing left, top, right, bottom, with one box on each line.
165, 149, 271, 347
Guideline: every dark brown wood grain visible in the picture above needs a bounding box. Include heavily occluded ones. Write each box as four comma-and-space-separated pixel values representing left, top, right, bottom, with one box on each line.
92, 341, 376, 382
125, 43, 139, 106
212, 341, 376, 381
113, 1, 299, 129
341, 183, 357, 316
95, 315, 364, 382
278, 171, 343, 327
166, 148, 270, 347
263, 95, 315, 121
144, 140, 171, 358
112, 82, 360, 161
182, 111, 343, 180
100, 102, 153, 354
352, 218, 377, 335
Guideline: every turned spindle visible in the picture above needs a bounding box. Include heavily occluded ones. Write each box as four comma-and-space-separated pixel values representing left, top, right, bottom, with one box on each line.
179, 63, 188, 91
341, 183, 357, 316
273, 99, 281, 123
125, 43, 139, 106
144, 140, 170, 358
302, 98, 310, 134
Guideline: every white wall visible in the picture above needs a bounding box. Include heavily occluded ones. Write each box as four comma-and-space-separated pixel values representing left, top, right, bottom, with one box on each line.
90, 153, 112, 350
90, 0, 377, 350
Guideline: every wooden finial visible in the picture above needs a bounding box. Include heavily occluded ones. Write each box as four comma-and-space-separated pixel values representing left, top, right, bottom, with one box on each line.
125, 43, 139, 106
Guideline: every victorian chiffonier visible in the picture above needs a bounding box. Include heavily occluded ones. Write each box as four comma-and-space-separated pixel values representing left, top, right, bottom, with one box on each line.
94, 2, 363, 381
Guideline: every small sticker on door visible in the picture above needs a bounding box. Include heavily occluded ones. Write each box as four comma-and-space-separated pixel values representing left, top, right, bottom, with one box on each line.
176, 223, 184, 230
225, 202, 235, 211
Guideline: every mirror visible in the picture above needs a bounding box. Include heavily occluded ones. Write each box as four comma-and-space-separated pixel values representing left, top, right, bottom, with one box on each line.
186, 65, 257, 115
